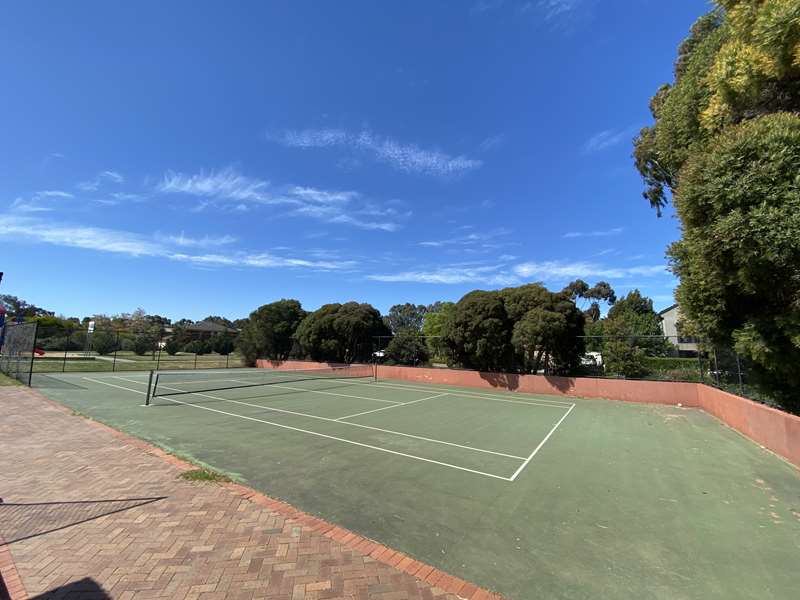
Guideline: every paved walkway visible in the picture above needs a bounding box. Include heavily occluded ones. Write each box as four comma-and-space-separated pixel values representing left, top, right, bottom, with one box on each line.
0, 387, 499, 600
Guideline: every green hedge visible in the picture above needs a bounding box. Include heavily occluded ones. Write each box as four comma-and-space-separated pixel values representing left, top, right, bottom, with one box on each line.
642, 356, 699, 371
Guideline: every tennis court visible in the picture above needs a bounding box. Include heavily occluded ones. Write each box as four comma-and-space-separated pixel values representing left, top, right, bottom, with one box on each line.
32, 367, 800, 599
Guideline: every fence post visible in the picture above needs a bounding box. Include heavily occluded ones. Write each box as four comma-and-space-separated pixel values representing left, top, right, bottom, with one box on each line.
697, 344, 705, 383
712, 347, 720, 386
226, 353, 230, 369
27, 321, 39, 386
112, 332, 118, 372
736, 353, 744, 396
155, 332, 162, 371
62, 331, 68, 373
194, 353, 198, 369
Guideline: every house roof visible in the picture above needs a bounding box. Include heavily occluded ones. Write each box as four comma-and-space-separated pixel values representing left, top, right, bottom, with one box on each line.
657, 303, 679, 317
183, 320, 239, 334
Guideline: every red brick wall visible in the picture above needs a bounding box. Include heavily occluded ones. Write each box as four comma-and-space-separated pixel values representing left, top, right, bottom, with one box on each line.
255, 359, 799, 468
697, 385, 800, 468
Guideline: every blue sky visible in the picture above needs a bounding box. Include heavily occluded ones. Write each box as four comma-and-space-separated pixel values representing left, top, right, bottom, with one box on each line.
0, 0, 709, 321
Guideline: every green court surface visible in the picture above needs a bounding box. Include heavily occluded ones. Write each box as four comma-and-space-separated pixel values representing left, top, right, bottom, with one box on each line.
32, 369, 800, 599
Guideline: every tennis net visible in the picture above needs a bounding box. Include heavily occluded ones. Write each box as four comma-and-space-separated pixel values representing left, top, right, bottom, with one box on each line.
146, 364, 375, 404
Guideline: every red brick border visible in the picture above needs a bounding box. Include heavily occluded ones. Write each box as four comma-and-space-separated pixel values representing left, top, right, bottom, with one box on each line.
30, 391, 504, 600
0, 535, 28, 600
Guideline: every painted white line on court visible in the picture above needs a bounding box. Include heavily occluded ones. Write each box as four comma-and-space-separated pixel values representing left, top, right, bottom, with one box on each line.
230, 380, 401, 405
331, 378, 574, 408
336, 392, 448, 421
84, 376, 514, 481
108, 377, 526, 460
508, 403, 576, 482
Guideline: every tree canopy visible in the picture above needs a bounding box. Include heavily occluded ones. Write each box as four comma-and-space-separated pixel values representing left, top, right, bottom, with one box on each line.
383, 303, 429, 333
635, 1, 800, 409
294, 302, 389, 363
443, 284, 584, 374
236, 299, 307, 365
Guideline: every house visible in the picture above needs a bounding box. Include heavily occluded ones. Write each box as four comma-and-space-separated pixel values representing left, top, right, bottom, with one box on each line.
658, 304, 699, 356
183, 320, 240, 338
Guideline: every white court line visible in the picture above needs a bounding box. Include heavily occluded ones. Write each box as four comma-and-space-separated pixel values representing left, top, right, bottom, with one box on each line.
336, 392, 449, 421
83, 376, 515, 481
508, 403, 576, 481
107, 377, 526, 460
229, 379, 400, 405
330, 378, 573, 408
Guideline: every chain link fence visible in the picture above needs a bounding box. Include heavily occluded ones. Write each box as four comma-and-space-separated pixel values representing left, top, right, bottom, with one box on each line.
372, 333, 753, 397
29, 325, 244, 374
0, 321, 39, 384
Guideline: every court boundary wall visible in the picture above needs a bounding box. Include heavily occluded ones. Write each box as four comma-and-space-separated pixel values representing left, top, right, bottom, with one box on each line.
256, 359, 800, 469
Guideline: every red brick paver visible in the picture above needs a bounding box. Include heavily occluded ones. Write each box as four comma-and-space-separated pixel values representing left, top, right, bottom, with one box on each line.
0, 387, 502, 599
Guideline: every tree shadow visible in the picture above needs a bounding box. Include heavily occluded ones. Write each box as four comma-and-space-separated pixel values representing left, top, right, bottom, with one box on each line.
0, 497, 165, 545
31, 577, 111, 599
479, 371, 521, 391
543, 375, 576, 394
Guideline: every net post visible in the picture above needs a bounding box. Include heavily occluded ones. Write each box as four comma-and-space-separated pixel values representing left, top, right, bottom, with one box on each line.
145, 370, 155, 406
373, 360, 378, 382
27, 321, 39, 386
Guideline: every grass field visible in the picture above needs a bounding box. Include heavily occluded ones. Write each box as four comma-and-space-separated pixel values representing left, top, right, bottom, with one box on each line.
31, 351, 244, 373
31, 368, 800, 599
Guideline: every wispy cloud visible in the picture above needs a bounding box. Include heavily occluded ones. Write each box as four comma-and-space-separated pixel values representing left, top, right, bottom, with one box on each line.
479, 134, 506, 152
77, 170, 125, 191
157, 168, 406, 231
563, 227, 623, 239
369, 258, 668, 285
369, 264, 516, 285
419, 228, 511, 248
270, 128, 482, 177
36, 190, 74, 199
471, 0, 504, 14
0, 215, 353, 271
538, 0, 583, 20
513, 260, 667, 280
157, 232, 239, 248
582, 126, 636, 154
9, 190, 76, 213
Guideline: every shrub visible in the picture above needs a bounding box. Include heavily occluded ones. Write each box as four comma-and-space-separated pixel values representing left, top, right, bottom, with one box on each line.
92, 332, 119, 356
164, 337, 181, 355
385, 331, 430, 366
132, 334, 155, 356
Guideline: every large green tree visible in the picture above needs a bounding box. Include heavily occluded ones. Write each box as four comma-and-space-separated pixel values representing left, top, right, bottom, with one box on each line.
443, 284, 584, 374
445, 290, 513, 371
383, 303, 428, 333
634, 1, 800, 408
294, 302, 389, 363
236, 299, 306, 365
421, 302, 455, 363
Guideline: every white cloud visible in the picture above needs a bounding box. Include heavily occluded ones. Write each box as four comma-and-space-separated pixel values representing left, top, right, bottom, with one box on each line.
158, 168, 275, 203
513, 260, 667, 279
157, 168, 406, 231
10, 197, 53, 213
369, 258, 668, 286
77, 170, 125, 191
582, 126, 636, 154
271, 128, 482, 177
36, 190, 74, 199
479, 134, 506, 152
157, 232, 239, 248
419, 228, 512, 248
368, 264, 515, 285
538, 0, 582, 20
563, 227, 623, 238
0, 215, 354, 271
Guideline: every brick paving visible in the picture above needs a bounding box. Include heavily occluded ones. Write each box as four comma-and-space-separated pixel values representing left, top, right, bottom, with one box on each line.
0, 387, 501, 600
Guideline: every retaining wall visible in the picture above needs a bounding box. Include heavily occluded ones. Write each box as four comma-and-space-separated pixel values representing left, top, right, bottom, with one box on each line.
254, 359, 800, 468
